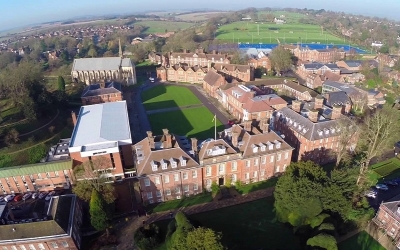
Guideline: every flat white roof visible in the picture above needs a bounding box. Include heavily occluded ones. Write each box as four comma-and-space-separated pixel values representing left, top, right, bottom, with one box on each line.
69, 101, 131, 148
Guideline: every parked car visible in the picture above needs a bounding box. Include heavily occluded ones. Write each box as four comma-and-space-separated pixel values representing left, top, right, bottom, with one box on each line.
0, 196, 4, 202
45, 191, 55, 201
149, 77, 155, 83
385, 180, 399, 186
376, 184, 389, 191
39, 192, 48, 200
32, 192, 39, 199
13, 194, 23, 202
5, 194, 15, 202
364, 191, 377, 198
22, 193, 32, 201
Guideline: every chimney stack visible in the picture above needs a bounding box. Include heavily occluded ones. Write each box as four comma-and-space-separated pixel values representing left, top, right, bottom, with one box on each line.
260, 118, 269, 133
331, 105, 343, 120
212, 49, 216, 54
291, 100, 301, 113
162, 129, 172, 148
147, 131, 155, 149
308, 109, 319, 123
244, 121, 252, 132
71, 111, 77, 126
232, 132, 239, 147
314, 95, 324, 110
191, 138, 198, 153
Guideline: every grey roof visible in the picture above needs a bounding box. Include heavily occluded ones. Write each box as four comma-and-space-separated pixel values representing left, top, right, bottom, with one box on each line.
81, 82, 122, 97
72, 57, 123, 71
325, 91, 351, 107
322, 81, 361, 97
276, 107, 341, 141
304, 63, 339, 70
344, 60, 362, 67
70, 101, 131, 147
121, 58, 134, 67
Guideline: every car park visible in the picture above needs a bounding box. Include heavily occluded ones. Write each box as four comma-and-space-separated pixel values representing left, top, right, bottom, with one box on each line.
376, 184, 389, 191
14, 194, 23, 202
39, 192, 48, 199
22, 193, 32, 201
45, 191, 55, 201
32, 192, 39, 199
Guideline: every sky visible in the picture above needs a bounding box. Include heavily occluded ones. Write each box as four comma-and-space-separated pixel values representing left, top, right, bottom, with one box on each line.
2, 0, 400, 30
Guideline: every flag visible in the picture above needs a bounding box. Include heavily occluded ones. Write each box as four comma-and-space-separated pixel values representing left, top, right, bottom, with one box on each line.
212, 114, 216, 122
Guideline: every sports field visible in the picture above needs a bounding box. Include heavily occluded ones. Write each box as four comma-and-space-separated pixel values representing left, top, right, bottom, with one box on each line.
216, 21, 345, 44
135, 20, 192, 33
141, 85, 201, 110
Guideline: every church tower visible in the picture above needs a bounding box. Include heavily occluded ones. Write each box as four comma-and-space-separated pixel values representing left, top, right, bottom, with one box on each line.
119, 38, 123, 58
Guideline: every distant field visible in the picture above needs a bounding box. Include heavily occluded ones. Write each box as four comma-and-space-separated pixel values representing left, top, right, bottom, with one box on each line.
257, 11, 306, 23
135, 20, 192, 33
175, 12, 226, 22
216, 21, 344, 44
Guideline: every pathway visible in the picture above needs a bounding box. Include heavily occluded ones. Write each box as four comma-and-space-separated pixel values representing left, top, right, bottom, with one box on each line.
146, 103, 204, 115
115, 187, 274, 250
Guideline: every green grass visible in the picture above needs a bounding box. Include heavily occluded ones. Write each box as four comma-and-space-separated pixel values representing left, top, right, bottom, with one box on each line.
136, 60, 156, 67
368, 157, 400, 184
148, 107, 224, 139
147, 192, 212, 213
154, 197, 300, 250
134, 21, 192, 33
142, 85, 201, 110
338, 231, 385, 250
235, 177, 277, 194
216, 21, 345, 44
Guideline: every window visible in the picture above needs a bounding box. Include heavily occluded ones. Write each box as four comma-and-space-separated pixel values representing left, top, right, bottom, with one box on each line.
181, 159, 187, 167
245, 173, 250, 180
61, 242, 69, 248
19, 247, 26, 250
262, 156, 266, 164
166, 189, 171, 195
206, 179, 212, 187
151, 162, 158, 171
231, 161, 237, 171
28, 245, 36, 250
11, 247, 17, 250
183, 172, 188, 180
193, 183, 198, 191
261, 170, 265, 176
192, 170, 197, 178
174, 173, 179, 181
283, 164, 287, 171
171, 161, 177, 168
50, 242, 58, 249
276, 166, 280, 173
144, 178, 150, 187
218, 164, 225, 174
162, 162, 168, 170
147, 192, 153, 199
231, 174, 237, 182
270, 155, 274, 163
156, 190, 162, 197
254, 159, 259, 166
175, 187, 181, 194
154, 177, 160, 185
253, 171, 258, 178
246, 160, 250, 167
277, 154, 281, 161
285, 152, 289, 159
206, 166, 212, 176
38, 244, 45, 250
164, 175, 170, 183
184, 185, 189, 192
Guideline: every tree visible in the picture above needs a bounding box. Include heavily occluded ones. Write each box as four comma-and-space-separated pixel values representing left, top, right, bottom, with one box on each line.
89, 189, 109, 232
351, 92, 368, 114
87, 46, 98, 58
356, 106, 400, 185
229, 50, 249, 65
307, 233, 338, 250
333, 117, 359, 167
269, 46, 293, 73
72, 156, 116, 204
186, 227, 224, 250
4, 128, 19, 146
57, 76, 65, 92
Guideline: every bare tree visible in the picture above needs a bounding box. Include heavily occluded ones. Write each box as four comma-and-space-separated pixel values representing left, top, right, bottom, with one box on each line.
333, 117, 359, 167
351, 92, 368, 114
356, 107, 400, 186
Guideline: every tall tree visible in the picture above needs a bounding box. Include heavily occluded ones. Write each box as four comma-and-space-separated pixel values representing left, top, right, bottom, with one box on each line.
57, 76, 65, 92
333, 117, 359, 167
356, 106, 400, 185
269, 46, 293, 73
89, 189, 109, 233
186, 227, 224, 250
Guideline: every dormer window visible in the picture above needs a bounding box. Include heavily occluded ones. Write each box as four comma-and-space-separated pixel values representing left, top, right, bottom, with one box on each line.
330, 128, 336, 134
252, 144, 259, 153
302, 128, 307, 134
324, 128, 329, 135
266, 141, 273, 150
293, 122, 298, 127
151, 161, 158, 171
161, 159, 167, 170
170, 158, 177, 168
180, 156, 187, 167
274, 140, 281, 149
317, 129, 323, 136
259, 143, 266, 152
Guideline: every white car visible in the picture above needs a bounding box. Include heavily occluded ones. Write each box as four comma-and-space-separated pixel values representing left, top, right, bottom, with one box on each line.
149, 77, 155, 83
22, 193, 32, 201
45, 191, 55, 201
39, 192, 48, 200
32, 192, 39, 199
5, 194, 15, 202
376, 184, 389, 191
364, 191, 377, 198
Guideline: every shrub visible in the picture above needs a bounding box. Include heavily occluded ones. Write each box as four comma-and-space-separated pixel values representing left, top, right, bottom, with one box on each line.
211, 181, 220, 196
28, 144, 47, 164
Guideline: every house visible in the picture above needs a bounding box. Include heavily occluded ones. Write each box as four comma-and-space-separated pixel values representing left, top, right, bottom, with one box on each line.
223, 85, 256, 120
212, 63, 254, 82
305, 74, 324, 89
148, 52, 163, 65
68, 101, 135, 180
322, 71, 345, 83
203, 71, 227, 98
242, 94, 287, 122
247, 51, 272, 70
273, 97, 354, 164
368, 89, 386, 106
0, 195, 83, 250
323, 91, 352, 113
376, 54, 398, 67
336, 60, 363, 72
81, 82, 123, 105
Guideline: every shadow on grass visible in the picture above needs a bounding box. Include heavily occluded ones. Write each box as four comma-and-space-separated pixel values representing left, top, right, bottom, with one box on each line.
338, 231, 385, 250
146, 192, 213, 214
235, 177, 278, 195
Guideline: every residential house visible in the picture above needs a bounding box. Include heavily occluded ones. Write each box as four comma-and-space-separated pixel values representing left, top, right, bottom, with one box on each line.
368, 89, 386, 106
305, 74, 324, 89
242, 94, 287, 122
203, 71, 227, 98
345, 73, 365, 84
48, 50, 61, 61
0, 195, 83, 250
376, 54, 398, 67
322, 80, 362, 99
81, 82, 123, 105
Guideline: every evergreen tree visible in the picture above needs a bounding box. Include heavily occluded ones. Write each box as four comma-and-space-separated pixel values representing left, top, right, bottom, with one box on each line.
89, 189, 109, 232
57, 76, 65, 92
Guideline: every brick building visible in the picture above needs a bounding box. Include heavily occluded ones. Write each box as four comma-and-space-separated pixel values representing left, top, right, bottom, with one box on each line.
242, 94, 287, 122
202, 71, 227, 98
297, 63, 341, 79
0, 160, 74, 195
135, 124, 293, 204
373, 195, 400, 248
273, 97, 354, 164
0, 195, 82, 250
292, 47, 345, 63
247, 51, 272, 70
69, 101, 134, 180
260, 79, 319, 101
81, 82, 123, 105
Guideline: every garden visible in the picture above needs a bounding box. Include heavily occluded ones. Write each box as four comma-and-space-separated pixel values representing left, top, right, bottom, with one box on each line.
368, 157, 400, 184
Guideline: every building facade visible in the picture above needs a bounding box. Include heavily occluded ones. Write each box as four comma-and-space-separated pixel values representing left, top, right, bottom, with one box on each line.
292, 47, 345, 63
202, 71, 227, 98
373, 196, 400, 249
81, 82, 123, 105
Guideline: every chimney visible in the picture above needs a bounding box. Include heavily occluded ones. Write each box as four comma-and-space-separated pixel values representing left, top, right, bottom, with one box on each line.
207, 60, 211, 70
232, 132, 239, 147
147, 131, 155, 149
71, 111, 77, 126
244, 121, 252, 132
183, 49, 187, 53
162, 129, 172, 148
260, 118, 269, 133
314, 95, 324, 110
212, 49, 216, 54
191, 138, 198, 153
331, 105, 343, 120
397, 204, 400, 214
291, 100, 301, 113
308, 109, 319, 123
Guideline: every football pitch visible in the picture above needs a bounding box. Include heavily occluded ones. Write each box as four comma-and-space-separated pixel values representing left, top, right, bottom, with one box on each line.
216, 21, 345, 45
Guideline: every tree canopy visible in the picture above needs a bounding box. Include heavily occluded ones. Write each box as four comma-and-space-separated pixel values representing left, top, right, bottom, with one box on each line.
89, 189, 109, 232
57, 76, 65, 92
269, 46, 293, 73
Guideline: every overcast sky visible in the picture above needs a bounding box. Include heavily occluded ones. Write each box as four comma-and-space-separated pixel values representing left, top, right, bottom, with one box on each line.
2, 0, 399, 30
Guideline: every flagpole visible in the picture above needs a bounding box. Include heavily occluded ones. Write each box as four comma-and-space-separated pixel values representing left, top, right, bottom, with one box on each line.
214, 114, 217, 140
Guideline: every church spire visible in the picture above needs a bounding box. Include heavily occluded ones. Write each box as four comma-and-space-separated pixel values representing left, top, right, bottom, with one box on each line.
119, 38, 123, 58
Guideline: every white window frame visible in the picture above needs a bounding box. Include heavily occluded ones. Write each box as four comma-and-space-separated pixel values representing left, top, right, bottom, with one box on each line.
218, 164, 225, 174
192, 170, 197, 178
193, 183, 198, 191
277, 153, 281, 161
285, 152, 289, 159
232, 161, 237, 171
156, 190, 162, 197
245, 173, 250, 180
183, 172, 188, 180
206, 166, 212, 176
166, 189, 171, 195
270, 155, 274, 163
253, 171, 258, 178
175, 187, 181, 194
246, 160, 250, 167
184, 184, 189, 192
144, 178, 150, 187
154, 176, 160, 185
147, 192, 153, 199
174, 173, 179, 182
164, 175, 169, 183
262, 156, 266, 164
254, 158, 259, 166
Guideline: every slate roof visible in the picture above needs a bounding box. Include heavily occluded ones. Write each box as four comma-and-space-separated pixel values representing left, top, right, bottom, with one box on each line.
213, 63, 251, 73
322, 81, 361, 97
323, 71, 343, 82
198, 139, 238, 161
70, 101, 131, 147
72, 57, 123, 71
81, 82, 122, 97
344, 60, 362, 67
324, 91, 351, 107
0, 160, 72, 178
284, 81, 319, 97
224, 85, 255, 103
304, 63, 339, 70
276, 106, 342, 141
203, 71, 224, 86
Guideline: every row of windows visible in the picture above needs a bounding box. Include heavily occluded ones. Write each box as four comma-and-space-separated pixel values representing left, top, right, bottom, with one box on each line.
1, 241, 69, 250
146, 184, 200, 199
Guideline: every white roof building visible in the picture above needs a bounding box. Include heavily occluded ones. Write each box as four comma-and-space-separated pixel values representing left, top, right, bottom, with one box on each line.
69, 101, 132, 157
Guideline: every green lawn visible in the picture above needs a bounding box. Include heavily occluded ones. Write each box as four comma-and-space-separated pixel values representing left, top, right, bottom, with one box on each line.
338, 231, 385, 250
135, 21, 193, 33
148, 107, 224, 139
154, 197, 300, 250
142, 85, 201, 110
216, 21, 345, 44
235, 177, 277, 194
368, 157, 400, 185
147, 192, 212, 213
